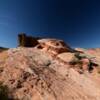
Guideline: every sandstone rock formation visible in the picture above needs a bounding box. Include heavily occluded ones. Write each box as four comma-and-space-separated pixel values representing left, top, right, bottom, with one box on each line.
18, 33, 75, 56
0, 36, 100, 100
37, 38, 74, 56
18, 33, 40, 47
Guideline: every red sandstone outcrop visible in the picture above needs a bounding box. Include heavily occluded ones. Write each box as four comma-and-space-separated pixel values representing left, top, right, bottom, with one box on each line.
37, 38, 74, 56
0, 47, 100, 100
0, 36, 100, 100
18, 33, 40, 47
57, 53, 75, 63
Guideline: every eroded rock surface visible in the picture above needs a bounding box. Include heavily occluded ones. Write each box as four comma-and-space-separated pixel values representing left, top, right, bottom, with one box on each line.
0, 37, 100, 100
37, 38, 74, 55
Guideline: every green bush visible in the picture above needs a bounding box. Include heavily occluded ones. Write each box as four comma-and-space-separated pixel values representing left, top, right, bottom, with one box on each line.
75, 52, 86, 60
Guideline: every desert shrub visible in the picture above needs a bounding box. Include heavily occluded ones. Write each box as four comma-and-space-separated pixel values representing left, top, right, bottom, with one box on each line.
74, 52, 86, 60
75, 62, 83, 70
69, 54, 84, 71
0, 83, 9, 100
69, 57, 82, 65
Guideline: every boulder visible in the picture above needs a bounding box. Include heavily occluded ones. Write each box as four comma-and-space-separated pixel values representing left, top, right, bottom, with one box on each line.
57, 53, 76, 63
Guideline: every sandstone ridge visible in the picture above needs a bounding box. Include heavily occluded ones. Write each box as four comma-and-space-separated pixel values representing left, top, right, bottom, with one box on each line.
0, 34, 100, 100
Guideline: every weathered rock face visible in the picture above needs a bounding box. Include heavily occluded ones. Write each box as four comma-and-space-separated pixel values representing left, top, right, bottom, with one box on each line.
0, 35, 100, 100
18, 34, 75, 56
86, 48, 100, 65
0, 47, 100, 100
57, 53, 75, 63
37, 38, 74, 55
81, 58, 90, 70
18, 33, 39, 47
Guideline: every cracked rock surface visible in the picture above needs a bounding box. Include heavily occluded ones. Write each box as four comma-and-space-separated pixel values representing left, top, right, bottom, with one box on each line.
0, 47, 100, 100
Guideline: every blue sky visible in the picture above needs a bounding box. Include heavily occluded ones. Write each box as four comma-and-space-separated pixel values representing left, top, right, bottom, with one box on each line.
0, 0, 100, 48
